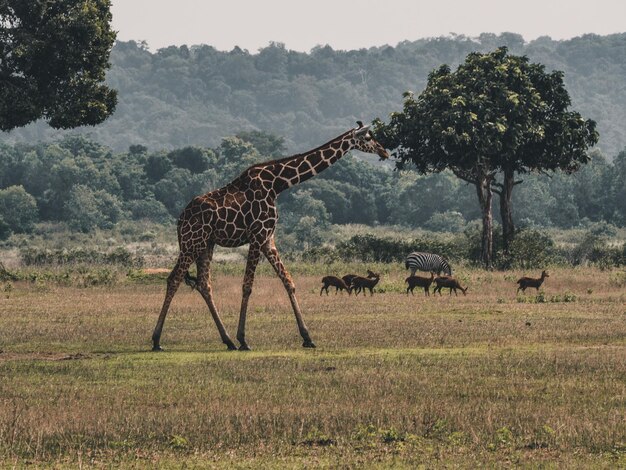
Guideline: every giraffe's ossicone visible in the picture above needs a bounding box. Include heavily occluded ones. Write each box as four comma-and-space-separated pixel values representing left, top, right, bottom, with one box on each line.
152, 122, 389, 351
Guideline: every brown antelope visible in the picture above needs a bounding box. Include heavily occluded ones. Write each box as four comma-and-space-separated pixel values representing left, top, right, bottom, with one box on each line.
342, 271, 376, 288
350, 270, 381, 296
517, 270, 549, 293
405, 272, 435, 296
320, 276, 351, 295
433, 276, 468, 296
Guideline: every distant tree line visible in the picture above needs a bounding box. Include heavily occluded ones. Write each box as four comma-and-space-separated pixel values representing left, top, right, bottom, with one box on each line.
1, 134, 625, 250
2, 33, 626, 158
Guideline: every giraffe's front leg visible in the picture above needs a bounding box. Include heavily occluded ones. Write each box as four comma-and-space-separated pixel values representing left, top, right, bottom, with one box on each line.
261, 238, 315, 348
237, 244, 262, 351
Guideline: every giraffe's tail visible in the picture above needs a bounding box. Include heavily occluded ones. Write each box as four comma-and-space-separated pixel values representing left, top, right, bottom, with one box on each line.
184, 271, 198, 290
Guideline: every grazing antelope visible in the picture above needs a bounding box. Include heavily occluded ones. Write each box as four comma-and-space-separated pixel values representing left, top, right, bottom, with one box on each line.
320, 276, 351, 295
433, 276, 468, 296
350, 270, 381, 296
517, 270, 549, 293
342, 271, 376, 288
405, 272, 435, 296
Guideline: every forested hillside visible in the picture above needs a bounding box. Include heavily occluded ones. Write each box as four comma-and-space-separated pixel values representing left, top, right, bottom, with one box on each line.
2, 33, 625, 158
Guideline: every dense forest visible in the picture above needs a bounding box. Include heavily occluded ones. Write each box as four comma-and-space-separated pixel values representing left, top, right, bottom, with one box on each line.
1, 134, 625, 248
1, 33, 625, 266
2, 33, 626, 158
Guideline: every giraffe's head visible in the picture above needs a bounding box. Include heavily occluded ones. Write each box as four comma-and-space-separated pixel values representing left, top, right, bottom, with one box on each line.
352, 121, 390, 160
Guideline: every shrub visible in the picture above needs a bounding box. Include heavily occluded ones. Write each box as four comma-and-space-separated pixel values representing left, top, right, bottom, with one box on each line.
20, 247, 143, 267
586, 220, 618, 238
80, 268, 116, 287
568, 232, 624, 268
0, 262, 18, 281
334, 234, 458, 263
609, 271, 626, 288
505, 229, 558, 269
489, 426, 514, 450
424, 211, 466, 233
127, 198, 171, 223
0, 185, 39, 233
300, 428, 336, 447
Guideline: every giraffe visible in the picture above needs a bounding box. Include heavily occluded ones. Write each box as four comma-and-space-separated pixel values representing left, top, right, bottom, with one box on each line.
151, 122, 389, 351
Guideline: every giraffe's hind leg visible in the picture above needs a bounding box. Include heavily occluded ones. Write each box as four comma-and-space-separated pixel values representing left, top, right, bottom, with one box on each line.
195, 246, 237, 351
152, 252, 194, 351
236, 244, 262, 351
262, 237, 315, 348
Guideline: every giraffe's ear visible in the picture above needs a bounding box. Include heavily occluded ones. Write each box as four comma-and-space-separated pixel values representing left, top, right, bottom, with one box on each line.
355, 125, 370, 137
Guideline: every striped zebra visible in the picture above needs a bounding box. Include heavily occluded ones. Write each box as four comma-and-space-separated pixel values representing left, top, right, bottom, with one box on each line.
405, 252, 452, 276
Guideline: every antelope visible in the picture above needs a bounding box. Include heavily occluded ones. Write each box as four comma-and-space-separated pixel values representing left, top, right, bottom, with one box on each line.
433, 276, 468, 296
516, 270, 549, 293
320, 276, 351, 295
342, 271, 376, 288
350, 270, 381, 296
405, 272, 435, 296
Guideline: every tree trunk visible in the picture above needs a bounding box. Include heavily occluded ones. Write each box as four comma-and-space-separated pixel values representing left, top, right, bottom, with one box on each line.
500, 168, 515, 255
476, 174, 494, 269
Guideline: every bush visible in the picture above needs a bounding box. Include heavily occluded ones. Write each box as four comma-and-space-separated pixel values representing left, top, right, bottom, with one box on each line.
20, 247, 144, 267
127, 198, 171, 223
609, 271, 626, 287
0, 185, 39, 233
585, 220, 618, 237
424, 211, 466, 233
567, 232, 624, 268
505, 229, 559, 269
333, 234, 458, 263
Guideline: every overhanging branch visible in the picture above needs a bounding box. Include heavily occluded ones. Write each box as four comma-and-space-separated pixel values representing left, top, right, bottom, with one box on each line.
451, 168, 477, 186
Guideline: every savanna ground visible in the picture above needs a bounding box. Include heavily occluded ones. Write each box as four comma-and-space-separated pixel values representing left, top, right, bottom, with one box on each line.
1, 263, 625, 468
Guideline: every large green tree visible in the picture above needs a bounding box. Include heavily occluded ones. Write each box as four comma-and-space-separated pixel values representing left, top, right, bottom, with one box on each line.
491, 55, 598, 253
0, 0, 117, 130
375, 47, 597, 267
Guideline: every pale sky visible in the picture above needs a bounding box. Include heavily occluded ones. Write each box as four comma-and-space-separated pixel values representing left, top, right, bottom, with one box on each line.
111, 0, 626, 52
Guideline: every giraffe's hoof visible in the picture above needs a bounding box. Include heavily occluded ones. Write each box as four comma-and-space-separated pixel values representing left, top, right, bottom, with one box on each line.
225, 341, 238, 351
238, 344, 252, 351
302, 340, 316, 348
152, 345, 164, 352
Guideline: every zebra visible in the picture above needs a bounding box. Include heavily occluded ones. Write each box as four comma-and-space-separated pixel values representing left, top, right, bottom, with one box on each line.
405, 252, 452, 276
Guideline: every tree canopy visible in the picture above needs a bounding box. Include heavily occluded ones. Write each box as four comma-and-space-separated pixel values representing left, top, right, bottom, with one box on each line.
0, 0, 117, 131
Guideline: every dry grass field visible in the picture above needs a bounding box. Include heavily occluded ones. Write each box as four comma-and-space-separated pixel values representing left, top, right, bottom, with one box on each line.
1, 265, 625, 468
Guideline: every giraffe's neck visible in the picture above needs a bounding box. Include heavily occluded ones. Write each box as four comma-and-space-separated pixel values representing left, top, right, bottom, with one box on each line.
259, 130, 355, 194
